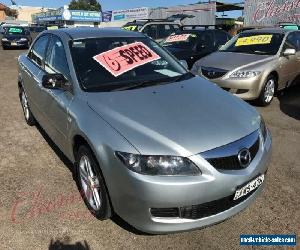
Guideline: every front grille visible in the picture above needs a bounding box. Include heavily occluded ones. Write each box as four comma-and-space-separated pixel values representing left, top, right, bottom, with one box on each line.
151, 188, 258, 220
180, 189, 256, 220
201, 67, 228, 79
207, 138, 260, 170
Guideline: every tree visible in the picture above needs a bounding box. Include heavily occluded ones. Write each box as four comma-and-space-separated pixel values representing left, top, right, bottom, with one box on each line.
4, 7, 18, 18
69, 0, 102, 12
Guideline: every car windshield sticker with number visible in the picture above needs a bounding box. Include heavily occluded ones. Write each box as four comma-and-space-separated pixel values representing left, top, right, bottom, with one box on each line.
235, 35, 273, 46
123, 25, 138, 31
165, 34, 196, 43
8, 27, 23, 34
93, 42, 161, 77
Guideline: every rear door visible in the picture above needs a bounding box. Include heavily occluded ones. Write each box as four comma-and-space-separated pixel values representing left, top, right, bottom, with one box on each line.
20, 34, 50, 124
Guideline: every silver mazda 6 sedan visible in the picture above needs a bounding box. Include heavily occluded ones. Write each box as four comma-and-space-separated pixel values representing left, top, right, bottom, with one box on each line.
18, 28, 272, 234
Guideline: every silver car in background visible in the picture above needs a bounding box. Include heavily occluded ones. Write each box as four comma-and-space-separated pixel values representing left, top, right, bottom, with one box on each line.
192, 29, 300, 106
18, 28, 272, 234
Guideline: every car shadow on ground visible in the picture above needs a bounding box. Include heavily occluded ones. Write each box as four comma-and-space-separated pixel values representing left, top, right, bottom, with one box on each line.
278, 84, 300, 121
48, 239, 90, 250
35, 124, 150, 235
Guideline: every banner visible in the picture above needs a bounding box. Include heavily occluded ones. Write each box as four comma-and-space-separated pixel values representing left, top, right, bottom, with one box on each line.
244, 0, 300, 26
112, 7, 149, 21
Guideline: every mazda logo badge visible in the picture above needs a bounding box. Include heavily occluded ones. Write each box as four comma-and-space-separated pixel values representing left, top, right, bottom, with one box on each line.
208, 71, 216, 76
238, 148, 251, 168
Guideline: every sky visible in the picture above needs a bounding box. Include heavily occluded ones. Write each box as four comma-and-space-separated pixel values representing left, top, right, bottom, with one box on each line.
1, 0, 243, 18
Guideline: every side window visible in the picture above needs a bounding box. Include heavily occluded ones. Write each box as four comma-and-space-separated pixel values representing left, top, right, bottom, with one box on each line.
142, 24, 158, 39
28, 35, 49, 68
45, 36, 70, 78
285, 33, 298, 50
294, 32, 300, 51
158, 25, 179, 39
215, 31, 229, 46
201, 31, 214, 49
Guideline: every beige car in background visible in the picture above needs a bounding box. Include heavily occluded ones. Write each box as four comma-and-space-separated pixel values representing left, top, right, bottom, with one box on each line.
192, 28, 300, 106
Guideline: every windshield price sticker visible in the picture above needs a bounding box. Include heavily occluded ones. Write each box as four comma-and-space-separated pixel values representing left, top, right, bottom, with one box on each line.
235, 35, 273, 46
123, 26, 138, 31
8, 27, 23, 33
93, 42, 161, 77
165, 34, 193, 43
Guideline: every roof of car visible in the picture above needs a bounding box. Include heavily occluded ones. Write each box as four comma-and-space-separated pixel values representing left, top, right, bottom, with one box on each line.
48, 27, 145, 40
243, 28, 296, 34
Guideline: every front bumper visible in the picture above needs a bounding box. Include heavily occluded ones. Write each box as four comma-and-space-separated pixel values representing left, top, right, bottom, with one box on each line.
201, 74, 265, 101
103, 131, 272, 234
2, 41, 29, 48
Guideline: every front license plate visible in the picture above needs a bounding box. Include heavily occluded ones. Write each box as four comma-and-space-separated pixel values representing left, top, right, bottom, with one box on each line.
233, 174, 264, 200
11, 42, 17, 46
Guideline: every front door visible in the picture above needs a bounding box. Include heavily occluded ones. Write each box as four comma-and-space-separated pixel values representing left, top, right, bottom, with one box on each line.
41, 35, 74, 150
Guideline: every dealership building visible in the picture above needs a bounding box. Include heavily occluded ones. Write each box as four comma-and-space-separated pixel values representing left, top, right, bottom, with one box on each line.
32, 6, 102, 27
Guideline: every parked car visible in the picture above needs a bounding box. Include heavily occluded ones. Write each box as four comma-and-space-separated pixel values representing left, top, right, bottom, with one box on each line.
162, 29, 231, 69
192, 28, 300, 106
1, 26, 31, 49
18, 28, 271, 234
122, 19, 182, 42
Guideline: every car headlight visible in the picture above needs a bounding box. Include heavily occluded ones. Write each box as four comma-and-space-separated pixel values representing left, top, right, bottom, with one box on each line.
229, 71, 261, 79
260, 116, 267, 142
1, 38, 8, 41
115, 152, 201, 176
19, 38, 28, 42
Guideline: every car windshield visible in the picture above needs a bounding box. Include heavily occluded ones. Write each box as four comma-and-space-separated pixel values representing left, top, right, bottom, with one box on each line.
70, 37, 191, 92
162, 32, 199, 48
219, 32, 284, 55
5, 26, 26, 35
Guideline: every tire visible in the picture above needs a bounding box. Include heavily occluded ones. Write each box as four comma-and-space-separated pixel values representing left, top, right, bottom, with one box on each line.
19, 87, 36, 126
75, 145, 111, 220
256, 75, 277, 106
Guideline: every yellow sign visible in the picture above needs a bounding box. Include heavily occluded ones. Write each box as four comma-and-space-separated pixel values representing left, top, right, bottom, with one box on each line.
47, 26, 59, 30
235, 35, 273, 46
122, 25, 137, 31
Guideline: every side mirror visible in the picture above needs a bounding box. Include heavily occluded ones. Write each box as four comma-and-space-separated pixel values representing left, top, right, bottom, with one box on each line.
283, 48, 296, 56
42, 74, 70, 91
180, 60, 188, 69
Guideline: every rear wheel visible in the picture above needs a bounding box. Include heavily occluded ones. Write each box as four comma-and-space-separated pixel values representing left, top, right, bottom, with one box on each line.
256, 75, 276, 106
19, 87, 35, 126
75, 145, 111, 220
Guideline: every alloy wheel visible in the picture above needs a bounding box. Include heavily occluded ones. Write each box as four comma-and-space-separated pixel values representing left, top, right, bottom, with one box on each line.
264, 79, 275, 103
79, 155, 102, 211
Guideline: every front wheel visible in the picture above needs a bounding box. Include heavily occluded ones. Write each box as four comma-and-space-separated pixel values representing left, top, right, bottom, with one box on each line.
76, 145, 111, 220
19, 87, 35, 126
256, 75, 277, 106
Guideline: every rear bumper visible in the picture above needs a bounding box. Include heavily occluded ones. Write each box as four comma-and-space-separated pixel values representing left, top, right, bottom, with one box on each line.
103, 130, 272, 234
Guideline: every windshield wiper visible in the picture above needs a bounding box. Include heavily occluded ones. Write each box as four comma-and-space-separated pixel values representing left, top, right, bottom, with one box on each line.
114, 72, 194, 91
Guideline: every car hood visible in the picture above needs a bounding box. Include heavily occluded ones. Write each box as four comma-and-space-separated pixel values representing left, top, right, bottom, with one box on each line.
87, 77, 260, 157
198, 51, 275, 71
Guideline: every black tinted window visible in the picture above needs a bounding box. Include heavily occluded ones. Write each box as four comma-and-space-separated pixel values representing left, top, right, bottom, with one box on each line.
285, 32, 300, 51
158, 24, 181, 39
142, 25, 158, 39
28, 35, 49, 67
215, 31, 230, 46
45, 36, 70, 77
201, 31, 214, 49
